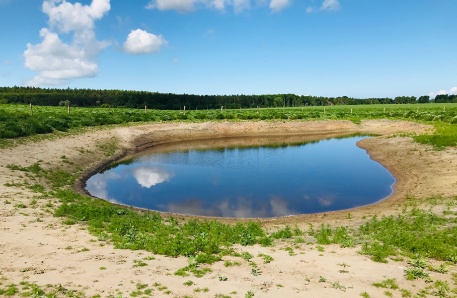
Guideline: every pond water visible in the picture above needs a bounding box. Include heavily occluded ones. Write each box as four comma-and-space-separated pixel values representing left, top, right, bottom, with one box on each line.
86, 135, 395, 218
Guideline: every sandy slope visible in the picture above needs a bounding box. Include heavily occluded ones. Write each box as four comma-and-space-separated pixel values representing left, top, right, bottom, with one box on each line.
1, 120, 457, 297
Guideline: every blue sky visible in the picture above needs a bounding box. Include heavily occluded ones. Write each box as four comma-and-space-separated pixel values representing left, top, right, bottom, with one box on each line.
0, 0, 456, 98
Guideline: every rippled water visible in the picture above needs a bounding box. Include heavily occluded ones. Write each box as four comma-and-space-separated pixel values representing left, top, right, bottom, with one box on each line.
86, 135, 395, 218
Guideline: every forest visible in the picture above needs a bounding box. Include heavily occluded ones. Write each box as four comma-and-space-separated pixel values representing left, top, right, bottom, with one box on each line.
1, 86, 456, 109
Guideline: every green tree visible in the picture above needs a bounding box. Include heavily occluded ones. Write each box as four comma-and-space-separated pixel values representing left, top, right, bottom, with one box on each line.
417, 95, 430, 103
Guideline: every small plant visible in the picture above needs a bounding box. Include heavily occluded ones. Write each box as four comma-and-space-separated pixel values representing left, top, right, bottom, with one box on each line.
271, 226, 293, 239
183, 280, 194, 286
251, 268, 262, 277
245, 290, 255, 298
258, 253, 274, 264
339, 269, 349, 274
284, 247, 296, 256
408, 256, 427, 268
404, 267, 429, 280
316, 245, 325, 252
136, 283, 148, 290
433, 280, 450, 297
372, 278, 399, 290
133, 259, 147, 267
360, 292, 371, 298
241, 252, 253, 261
432, 263, 449, 274
331, 281, 346, 291
384, 291, 393, 297
400, 289, 412, 297
318, 276, 327, 283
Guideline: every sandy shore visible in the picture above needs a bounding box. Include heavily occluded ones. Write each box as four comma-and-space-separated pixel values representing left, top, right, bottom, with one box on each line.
1, 120, 457, 297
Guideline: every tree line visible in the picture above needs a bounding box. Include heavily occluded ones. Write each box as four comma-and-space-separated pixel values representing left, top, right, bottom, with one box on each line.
1, 86, 456, 109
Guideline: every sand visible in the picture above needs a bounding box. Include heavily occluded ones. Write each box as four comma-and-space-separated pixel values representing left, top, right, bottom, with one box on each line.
1, 120, 457, 297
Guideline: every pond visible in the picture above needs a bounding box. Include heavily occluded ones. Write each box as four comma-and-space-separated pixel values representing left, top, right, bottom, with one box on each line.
85, 135, 395, 218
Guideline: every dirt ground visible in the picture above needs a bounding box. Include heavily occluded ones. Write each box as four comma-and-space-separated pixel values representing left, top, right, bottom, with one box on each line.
1, 120, 457, 297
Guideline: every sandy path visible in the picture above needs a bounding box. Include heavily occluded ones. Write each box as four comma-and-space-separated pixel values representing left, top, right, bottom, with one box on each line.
1, 120, 457, 297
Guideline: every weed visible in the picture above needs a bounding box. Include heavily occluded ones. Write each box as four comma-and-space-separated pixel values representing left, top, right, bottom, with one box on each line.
133, 259, 147, 267
339, 269, 349, 274
433, 280, 450, 297
400, 289, 412, 297
331, 281, 346, 291
431, 263, 449, 274
404, 267, 429, 280
311, 224, 355, 247
240, 251, 253, 261
251, 268, 262, 276
245, 290, 255, 298
136, 283, 148, 290
258, 253, 274, 264
284, 247, 296, 256
193, 287, 209, 293
183, 280, 194, 286
271, 226, 293, 239
360, 292, 370, 298
372, 278, 399, 289
359, 208, 457, 261
408, 256, 427, 268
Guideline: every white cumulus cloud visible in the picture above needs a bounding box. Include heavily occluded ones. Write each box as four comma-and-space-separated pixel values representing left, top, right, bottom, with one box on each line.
429, 86, 457, 99
320, 0, 340, 11
269, 0, 290, 12
123, 29, 167, 54
24, 0, 110, 86
146, 0, 196, 12
145, 0, 288, 13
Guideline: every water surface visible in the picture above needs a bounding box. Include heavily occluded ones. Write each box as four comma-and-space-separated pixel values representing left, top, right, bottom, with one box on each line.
86, 135, 395, 218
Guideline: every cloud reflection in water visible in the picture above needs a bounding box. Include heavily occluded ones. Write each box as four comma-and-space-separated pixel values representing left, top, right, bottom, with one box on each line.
132, 167, 174, 188
159, 196, 296, 218
86, 171, 121, 200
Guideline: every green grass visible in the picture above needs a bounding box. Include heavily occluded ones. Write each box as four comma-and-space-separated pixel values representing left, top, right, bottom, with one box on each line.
358, 207, 457, 262
54, 189, 269, 259
1, 103, 457, 148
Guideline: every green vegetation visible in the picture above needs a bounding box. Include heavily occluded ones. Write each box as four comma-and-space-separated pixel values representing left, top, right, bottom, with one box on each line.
358, 207, 457, 262
1, 103, 456, 149
372, 278, 399, 290
54, 189, 269, 259
2, 86, 456, 109
0, 281, 85, 298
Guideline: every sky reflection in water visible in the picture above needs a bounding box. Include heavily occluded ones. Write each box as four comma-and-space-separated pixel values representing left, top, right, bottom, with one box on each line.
86, 136, 395, 218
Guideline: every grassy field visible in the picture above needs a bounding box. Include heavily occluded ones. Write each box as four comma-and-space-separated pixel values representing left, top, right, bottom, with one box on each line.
1, 103, 457, 148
